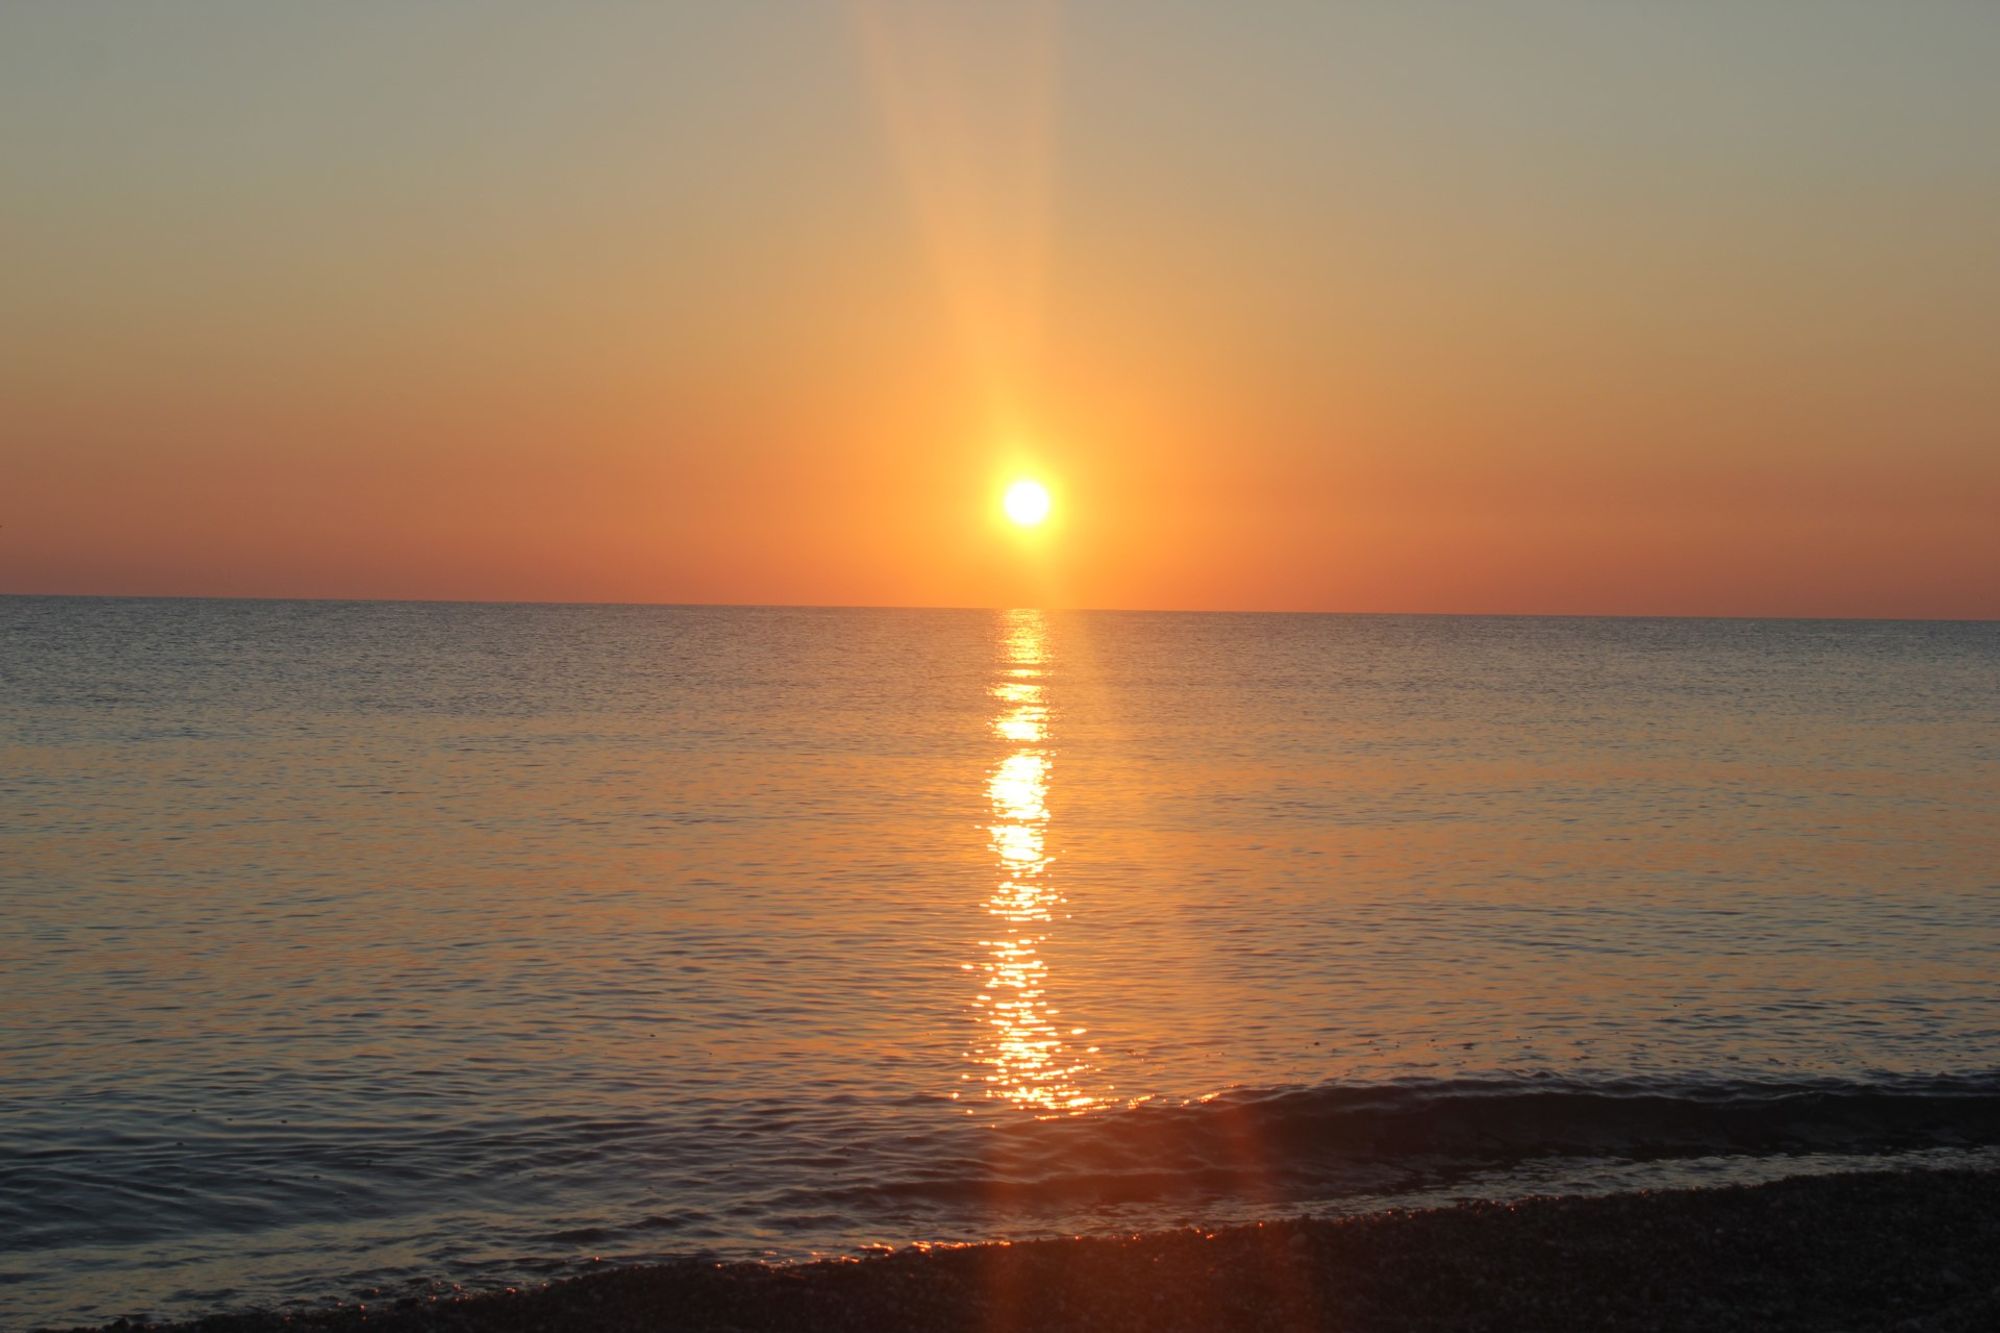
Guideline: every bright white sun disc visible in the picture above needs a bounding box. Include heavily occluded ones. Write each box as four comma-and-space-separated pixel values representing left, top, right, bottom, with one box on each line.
1003, 480, 1051, 527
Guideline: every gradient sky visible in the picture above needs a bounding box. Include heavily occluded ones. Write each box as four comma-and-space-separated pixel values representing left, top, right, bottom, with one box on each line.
5, 2, 1997, 616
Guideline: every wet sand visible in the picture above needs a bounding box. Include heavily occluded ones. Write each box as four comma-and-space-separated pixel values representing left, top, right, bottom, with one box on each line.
83, 1169, 2000, 1333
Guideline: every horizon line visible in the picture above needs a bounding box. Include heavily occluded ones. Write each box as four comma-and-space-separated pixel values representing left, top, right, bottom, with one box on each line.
1, 589, 1993, 626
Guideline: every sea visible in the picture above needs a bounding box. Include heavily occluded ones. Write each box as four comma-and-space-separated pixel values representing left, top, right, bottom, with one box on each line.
4, 597, 1999, 1327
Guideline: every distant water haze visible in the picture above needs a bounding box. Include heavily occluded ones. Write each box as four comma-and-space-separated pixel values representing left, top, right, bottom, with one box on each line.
4, 598, 1999, 1324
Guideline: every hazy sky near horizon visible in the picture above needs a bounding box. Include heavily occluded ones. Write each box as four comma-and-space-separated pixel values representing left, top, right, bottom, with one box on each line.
5, 2, 1998, 615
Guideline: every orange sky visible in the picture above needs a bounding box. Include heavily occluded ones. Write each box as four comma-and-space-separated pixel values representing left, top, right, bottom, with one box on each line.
4, 3, 1998, 616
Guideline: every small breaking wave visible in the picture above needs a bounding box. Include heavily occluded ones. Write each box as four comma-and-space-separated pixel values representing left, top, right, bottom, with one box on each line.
781, 1072, 2000, 1217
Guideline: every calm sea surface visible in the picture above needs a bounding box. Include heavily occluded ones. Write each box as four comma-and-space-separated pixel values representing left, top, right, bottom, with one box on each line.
4, 598, 1999, 1326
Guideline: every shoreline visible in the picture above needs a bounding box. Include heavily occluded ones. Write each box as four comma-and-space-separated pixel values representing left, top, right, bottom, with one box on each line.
78, 1168, 2000, 1333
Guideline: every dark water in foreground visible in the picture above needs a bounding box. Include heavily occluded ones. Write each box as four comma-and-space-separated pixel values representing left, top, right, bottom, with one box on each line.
4, 598, 1998, 1326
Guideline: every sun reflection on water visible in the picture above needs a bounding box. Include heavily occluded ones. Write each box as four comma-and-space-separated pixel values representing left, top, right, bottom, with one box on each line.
970, 610, 1099, 1115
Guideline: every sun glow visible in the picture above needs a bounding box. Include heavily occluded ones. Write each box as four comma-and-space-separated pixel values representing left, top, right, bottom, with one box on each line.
1003, 479, 1052, 527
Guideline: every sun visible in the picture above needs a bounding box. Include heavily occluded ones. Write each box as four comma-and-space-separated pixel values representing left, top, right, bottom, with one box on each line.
1003, 479, 1052, 527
